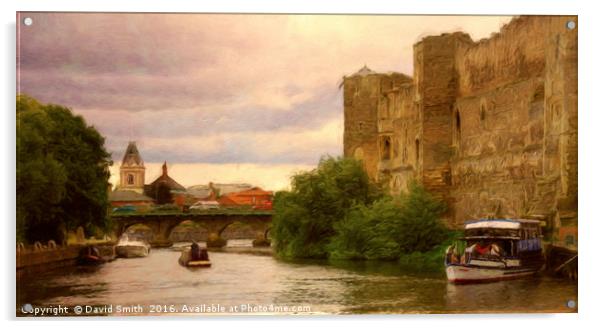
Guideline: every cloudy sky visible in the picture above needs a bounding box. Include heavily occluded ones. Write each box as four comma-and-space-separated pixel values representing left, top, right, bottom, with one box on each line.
17, 13, 511, 190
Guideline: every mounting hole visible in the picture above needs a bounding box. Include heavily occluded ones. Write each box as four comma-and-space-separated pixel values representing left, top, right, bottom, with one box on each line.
567, 300, 576, 308
23, 17, 33, 26
566, 20, 576, 30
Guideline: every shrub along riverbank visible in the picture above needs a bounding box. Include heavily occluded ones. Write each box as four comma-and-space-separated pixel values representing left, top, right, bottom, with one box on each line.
272, 156, 453, 272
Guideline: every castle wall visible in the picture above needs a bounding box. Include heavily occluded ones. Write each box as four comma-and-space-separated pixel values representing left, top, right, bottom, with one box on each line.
414, 33, 473, 202
450, 16, 577, 247
377, 83, 418, 195
451, 78, 546, 225
343, 16, 577, 248
343, 72, 411, 180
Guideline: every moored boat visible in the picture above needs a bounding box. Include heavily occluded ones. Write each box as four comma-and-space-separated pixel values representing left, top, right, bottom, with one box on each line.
78, 246, 106, 265
179, 242, 211, 267
445, 219, 545, 284
77, 246, 115, 265
115, 235, 150, 258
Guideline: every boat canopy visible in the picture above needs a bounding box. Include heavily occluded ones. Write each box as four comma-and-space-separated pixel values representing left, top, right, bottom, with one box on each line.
461, 235, 521, 240
464, 219, 541, 230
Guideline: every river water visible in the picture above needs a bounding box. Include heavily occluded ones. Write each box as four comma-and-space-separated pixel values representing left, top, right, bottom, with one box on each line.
17, 240, 577, 315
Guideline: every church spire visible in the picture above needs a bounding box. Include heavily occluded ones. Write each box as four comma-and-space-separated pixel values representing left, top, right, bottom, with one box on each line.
162, 161, 168, 177
118, 141, 146, 193
122, 141, 144, 166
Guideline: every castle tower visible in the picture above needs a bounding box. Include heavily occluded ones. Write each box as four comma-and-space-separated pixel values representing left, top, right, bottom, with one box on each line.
343, 65, 411, 180
119, 142, 145, 194
412, 32, 472, 201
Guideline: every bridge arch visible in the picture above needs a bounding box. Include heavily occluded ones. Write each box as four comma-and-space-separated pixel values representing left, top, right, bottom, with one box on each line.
169, 220, 209, 243
264, 226, 272, 240
112, 213, 272, 247
123, 223, 155, 242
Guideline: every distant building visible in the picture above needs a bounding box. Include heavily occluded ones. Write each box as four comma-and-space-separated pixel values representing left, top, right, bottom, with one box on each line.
217, 187, 273, 209
187, 183, 253, 199
118, 142, 145, 194
110, 142, 272, 210
144, 161, 187, 204
110, 142, 186, 207
109, 189, 154, 207
110, 142, 150, 208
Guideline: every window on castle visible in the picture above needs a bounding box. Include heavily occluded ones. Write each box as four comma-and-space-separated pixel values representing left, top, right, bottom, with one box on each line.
358, 121, 364, 132
415, 139, 420, 164
454, 109, 462, 146
127, 174, 134, 185
480, 104, 486, 122
403, 147, 408, 163
381, 136, 392, 160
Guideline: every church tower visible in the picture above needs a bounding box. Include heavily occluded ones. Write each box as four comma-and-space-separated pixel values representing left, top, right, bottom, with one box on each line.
119, 142, 145, 194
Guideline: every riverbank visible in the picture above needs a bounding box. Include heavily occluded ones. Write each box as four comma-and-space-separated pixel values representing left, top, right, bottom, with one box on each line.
17, 242, 116, 279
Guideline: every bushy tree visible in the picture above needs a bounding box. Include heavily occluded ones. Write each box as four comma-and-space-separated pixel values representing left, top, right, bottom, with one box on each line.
271, 156, 382, 258
17, 95, 112, 243
395, 181, 449, 253
328, 197, 401, 260
328, 181, 449, 260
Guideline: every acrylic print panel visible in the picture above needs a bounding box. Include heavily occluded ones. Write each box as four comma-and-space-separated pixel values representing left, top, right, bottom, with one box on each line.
16, 13, 577, 316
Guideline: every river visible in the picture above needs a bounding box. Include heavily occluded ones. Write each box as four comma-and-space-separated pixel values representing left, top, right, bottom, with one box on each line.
17, 240, 577, 315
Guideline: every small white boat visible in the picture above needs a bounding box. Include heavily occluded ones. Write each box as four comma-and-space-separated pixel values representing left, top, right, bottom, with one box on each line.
115, 235, 151, 258
178, 243, 211, 267
445, 219, 545, 284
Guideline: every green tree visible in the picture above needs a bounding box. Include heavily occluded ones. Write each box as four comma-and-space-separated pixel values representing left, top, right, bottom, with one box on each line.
271, 156, 381, 258
395, 181, 448, 253
16, 95, 112, 243
328, 181, 449, 260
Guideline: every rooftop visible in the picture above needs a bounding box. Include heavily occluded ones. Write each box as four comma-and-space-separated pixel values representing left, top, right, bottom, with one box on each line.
109, 189, 154, 202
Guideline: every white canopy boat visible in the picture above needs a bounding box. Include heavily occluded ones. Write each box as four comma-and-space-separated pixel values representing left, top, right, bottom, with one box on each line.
115, 235, 151, 258
445, 219, 545, 284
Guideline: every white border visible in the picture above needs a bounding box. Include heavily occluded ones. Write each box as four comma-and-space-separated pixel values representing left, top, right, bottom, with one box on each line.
3, 0, 601, 328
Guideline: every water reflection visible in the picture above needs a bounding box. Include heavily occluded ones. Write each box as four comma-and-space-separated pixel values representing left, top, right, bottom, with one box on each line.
17, 240, 577, 315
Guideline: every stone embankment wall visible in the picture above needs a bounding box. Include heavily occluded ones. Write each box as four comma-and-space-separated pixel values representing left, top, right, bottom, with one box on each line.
16, 241, 115, 278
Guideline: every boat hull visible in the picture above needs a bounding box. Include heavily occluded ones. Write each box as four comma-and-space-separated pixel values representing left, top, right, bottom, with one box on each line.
184, 260, 212, 267
446, 264, 540, 284
178, 248, 211, 267
115, 244, 150, 258
77, 255, 107, 266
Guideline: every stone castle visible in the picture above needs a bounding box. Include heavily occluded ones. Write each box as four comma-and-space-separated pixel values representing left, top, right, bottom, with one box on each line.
343, 16, 577, 248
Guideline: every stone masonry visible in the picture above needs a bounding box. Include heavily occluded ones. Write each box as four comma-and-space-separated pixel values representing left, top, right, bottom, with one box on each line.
343, 16, 577, 249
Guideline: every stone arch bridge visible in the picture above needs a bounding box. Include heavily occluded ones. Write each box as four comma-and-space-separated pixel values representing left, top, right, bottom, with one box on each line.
112, 212, 272, 247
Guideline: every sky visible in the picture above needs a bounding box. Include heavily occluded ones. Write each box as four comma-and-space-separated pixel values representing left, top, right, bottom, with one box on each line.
17, 13, 512, 191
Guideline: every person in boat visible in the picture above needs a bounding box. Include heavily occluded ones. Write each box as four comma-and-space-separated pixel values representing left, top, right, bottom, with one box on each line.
84, 246, 101, 258
490, 242, 501, 257
79, 245, 103, 264
446, 245, 457, 264
465, 243, 476, 263
474, 242, 491, 255
190, 241, 209, 261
